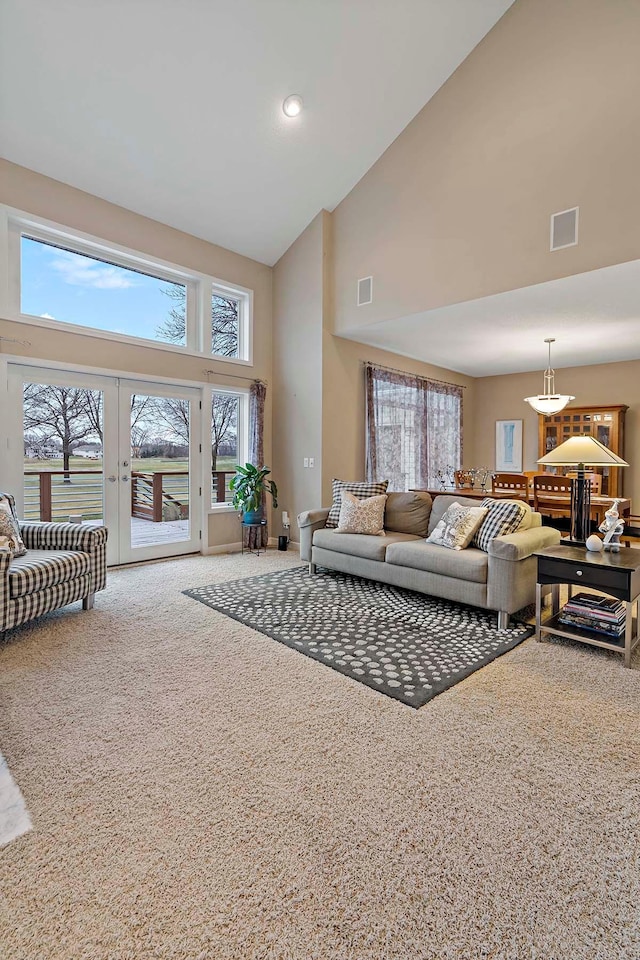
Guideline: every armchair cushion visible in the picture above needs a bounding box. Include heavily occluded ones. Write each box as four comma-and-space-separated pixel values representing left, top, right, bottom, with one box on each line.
8, 550, 91, 599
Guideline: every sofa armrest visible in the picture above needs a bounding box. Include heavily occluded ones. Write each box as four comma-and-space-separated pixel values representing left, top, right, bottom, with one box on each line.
19, 522, 108, 593
487, 525, 561, 562
297, 509, 330, 562
20, 521, 108, 551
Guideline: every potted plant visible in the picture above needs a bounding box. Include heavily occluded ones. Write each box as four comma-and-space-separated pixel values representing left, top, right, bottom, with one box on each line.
230, 463, 278, 524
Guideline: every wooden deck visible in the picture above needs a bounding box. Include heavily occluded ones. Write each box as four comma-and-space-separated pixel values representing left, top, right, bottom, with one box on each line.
130, 516, 191, 548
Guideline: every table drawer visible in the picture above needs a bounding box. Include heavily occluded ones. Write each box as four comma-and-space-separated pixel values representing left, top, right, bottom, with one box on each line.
539, 557, 629, 595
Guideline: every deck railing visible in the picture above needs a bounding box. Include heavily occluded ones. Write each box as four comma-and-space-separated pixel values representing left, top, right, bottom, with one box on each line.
24, 469, 236, 522
24, 470, 104, 521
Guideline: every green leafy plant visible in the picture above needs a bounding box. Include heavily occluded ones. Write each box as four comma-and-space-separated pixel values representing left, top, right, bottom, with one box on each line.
230, 463, 278, 513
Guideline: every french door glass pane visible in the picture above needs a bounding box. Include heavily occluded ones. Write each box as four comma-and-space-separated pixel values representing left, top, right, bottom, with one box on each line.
23, 381, 105, 523
129, 394, 190, 549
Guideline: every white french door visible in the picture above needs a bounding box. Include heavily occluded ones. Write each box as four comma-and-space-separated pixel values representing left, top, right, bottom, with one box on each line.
6, 365, 202, 565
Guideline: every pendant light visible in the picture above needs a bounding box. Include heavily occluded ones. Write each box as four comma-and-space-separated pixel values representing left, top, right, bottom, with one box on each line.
524, 338, 575, 415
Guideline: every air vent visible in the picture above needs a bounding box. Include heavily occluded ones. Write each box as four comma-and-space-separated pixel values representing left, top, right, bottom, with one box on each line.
357, 276, 373, 306
550, 207, 579, 251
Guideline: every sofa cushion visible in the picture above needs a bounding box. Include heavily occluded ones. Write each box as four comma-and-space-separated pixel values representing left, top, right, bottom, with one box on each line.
384, 492, 432, 537
427, 495, 483, 536
385, 540, 488, 584
336, 491, 387, 535
313, 528, 420, 563
8, 549, 91, 599
326, 479, 389, 528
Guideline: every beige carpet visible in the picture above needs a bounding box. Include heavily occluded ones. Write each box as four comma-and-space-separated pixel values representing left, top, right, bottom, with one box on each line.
1, 551, 639, 960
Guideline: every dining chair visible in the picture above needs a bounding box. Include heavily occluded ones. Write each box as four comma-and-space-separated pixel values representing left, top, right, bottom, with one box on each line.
532, 475, 573, 520
491, 473, 529, 498
566, 471, 602, 495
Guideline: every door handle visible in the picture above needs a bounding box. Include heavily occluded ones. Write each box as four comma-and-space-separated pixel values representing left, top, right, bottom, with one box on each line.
107, 475, 117, 483
121, 476, 129, 483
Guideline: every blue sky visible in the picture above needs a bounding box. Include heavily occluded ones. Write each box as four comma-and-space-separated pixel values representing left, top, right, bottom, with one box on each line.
21, 237, 184, 343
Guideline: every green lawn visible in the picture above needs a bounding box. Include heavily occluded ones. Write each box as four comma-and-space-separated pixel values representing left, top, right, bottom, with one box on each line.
23, 456, 238, 474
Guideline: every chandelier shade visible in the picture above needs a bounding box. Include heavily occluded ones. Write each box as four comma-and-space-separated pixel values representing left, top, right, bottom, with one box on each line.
524, 338, 575, 415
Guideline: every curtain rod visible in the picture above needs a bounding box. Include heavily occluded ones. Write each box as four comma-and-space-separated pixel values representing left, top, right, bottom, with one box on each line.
363, 360, 466, 389
204, 369, 266, 385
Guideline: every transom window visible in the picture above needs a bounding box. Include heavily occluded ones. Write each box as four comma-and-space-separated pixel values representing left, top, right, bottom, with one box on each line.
8, 216, 252, 363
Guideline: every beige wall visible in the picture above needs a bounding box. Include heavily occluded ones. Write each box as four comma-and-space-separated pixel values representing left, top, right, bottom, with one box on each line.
272, 209, 475, 531
0, 160, 273, 549
332, 0, 640, 335
473, 360, 640, 508
272, 212, 325, 535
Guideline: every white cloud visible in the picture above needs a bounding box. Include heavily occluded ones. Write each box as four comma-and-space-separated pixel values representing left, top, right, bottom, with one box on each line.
40, 312, 56, 319
50, 250, 137, 290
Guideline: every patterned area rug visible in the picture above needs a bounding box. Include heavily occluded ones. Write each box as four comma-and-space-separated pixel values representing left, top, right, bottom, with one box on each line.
184, 566, 533, 708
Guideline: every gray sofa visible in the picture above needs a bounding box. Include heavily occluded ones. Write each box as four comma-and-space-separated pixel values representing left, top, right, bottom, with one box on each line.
298, 492, 561, 627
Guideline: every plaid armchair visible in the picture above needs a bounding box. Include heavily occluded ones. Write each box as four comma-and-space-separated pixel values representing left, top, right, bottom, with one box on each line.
0, 493, 108, 636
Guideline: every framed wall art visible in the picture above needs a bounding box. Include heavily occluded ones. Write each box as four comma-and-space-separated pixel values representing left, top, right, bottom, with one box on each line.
495, 419, 523, 472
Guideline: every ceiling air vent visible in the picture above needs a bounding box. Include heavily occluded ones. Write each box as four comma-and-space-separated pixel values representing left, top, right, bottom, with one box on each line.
550, 207, 579, 251
357, 276, 373, 306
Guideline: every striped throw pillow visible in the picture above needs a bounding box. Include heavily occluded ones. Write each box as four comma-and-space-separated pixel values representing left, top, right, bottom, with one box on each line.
472, 498, 527, 552
326, 479, 389, 529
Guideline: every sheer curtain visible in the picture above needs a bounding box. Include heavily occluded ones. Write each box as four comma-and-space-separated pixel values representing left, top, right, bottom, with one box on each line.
365, 365, 462, 490
244, 380, 268, 550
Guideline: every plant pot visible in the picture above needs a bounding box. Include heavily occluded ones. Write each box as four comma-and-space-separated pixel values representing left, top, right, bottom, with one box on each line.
242, 508, 264, 525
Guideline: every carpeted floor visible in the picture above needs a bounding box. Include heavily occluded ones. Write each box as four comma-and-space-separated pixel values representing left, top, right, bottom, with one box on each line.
1, 550, 639, 959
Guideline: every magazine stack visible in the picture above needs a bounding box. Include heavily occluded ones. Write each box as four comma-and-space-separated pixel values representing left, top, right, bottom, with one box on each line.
559, 592, 626, 639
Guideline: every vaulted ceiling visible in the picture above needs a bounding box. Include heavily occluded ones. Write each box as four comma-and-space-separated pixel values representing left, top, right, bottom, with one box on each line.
0, 0, 513, 265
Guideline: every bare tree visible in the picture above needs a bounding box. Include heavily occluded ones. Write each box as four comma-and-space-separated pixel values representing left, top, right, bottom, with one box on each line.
211, 394, 238, 470
152, 397, 190, 446
82, 390, 103, 443
23, 384, 99, 480
157, 287, 240, 357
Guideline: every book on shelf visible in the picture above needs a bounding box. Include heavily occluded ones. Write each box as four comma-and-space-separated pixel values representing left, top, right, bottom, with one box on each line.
558, 612, 625, 638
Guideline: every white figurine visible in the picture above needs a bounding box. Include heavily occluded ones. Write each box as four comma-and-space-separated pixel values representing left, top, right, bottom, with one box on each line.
599, 499, 625, 553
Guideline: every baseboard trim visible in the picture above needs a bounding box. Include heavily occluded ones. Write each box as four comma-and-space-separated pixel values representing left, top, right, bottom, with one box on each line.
202, 542, 242, 555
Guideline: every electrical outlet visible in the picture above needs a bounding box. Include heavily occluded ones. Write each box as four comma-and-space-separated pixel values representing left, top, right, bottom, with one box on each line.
309, 457, 315, 468
303, 457, 309, 468
282, 511, 290, 527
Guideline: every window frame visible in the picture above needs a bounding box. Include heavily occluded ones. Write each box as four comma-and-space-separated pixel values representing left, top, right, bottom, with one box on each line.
2, 206, 253, 365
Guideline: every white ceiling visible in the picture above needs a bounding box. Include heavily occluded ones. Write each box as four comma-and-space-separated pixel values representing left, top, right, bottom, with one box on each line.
341, 259, 640, 377
0, 0, 513, 265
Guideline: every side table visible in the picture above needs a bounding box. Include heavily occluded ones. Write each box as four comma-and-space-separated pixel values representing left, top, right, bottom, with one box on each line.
535, 544, 640, 667
241, 519, 267, 556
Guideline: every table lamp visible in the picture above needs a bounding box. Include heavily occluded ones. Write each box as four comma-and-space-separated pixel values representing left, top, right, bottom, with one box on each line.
537, 435, 629, 545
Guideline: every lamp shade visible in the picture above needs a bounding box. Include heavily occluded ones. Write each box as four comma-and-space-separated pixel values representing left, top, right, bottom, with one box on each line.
524, 394, 576, 415
538, 435, 629, 467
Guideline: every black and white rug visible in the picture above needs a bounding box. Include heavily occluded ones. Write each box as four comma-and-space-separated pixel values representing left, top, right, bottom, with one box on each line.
184, 567, 533, 708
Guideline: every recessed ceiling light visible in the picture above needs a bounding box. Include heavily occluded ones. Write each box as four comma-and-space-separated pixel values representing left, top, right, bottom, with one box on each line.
282, 95, 303, 118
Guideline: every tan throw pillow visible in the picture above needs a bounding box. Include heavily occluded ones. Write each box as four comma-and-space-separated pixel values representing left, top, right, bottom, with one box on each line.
0, 500, 27, 557
335, 491, 387, 536
326, 479, 389, 528
426, 502, 488, 551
